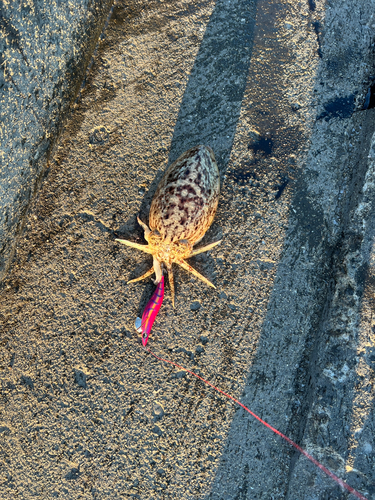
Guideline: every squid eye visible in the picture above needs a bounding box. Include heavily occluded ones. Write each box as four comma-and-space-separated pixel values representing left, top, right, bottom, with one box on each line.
142, 331, 148, 339
149, 230, 163, 244
176, 239, 192, 253
176, 239, 190, 249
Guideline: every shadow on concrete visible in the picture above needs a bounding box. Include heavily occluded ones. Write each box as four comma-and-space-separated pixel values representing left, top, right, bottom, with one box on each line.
167, 0, 257, 175
194, 0, 375, 496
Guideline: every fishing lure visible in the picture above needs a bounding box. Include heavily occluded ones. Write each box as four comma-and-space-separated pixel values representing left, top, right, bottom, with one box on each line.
135, 276, 164, 346
116, 145, 221, 306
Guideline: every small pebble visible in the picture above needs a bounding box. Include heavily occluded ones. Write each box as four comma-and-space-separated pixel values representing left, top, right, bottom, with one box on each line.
190, 301, 201, 311
363, 443, 372, 454
89, 126, 109, 145
196, 345, 205, 354
151, 425, 163, 436
153, 401, 164, 419
74, 369, 87, 388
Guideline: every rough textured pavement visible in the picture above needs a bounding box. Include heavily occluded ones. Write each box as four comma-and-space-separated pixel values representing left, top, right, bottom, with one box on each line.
1, 0, 375, 499
0, 0, 113, 281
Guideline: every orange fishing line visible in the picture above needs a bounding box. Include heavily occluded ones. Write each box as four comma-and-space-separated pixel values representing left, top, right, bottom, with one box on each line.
145, 346, 368, 500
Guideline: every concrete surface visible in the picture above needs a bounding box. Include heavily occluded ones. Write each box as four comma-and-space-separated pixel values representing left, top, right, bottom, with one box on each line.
0, 0, 114, 281
1, 0, 375, 499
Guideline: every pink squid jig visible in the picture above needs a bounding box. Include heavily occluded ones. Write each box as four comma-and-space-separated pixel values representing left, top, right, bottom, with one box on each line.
135, 276, 164, 346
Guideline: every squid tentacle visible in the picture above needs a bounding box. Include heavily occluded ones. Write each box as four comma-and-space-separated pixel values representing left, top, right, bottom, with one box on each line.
177, 259, 216, 289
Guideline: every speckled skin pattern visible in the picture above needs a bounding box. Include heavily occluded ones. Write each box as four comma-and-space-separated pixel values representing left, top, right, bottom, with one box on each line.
150, 145, 220, 244
116, 145, 221, 306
